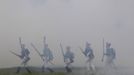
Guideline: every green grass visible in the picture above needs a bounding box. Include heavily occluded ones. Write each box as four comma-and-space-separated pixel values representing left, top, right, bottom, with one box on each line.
21, 72, 65, 75
0, 69, 65, 75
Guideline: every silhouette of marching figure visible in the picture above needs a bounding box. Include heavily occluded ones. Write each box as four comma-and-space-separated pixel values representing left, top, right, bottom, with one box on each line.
60, 44, 74, 73
79, 42, 95, 72
10, 37, 31, 74
31, 36, 54, 73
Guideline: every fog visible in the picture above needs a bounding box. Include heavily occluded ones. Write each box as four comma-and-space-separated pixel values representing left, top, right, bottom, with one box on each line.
0, 0, 134, 68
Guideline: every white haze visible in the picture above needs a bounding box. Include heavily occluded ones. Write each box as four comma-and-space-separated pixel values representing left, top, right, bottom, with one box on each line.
0, 0, 134, 69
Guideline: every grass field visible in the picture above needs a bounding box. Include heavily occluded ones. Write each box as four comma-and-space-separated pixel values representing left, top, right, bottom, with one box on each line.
0, 67, 97, 75
0, 68, 65, 75
0, 66, 134, 75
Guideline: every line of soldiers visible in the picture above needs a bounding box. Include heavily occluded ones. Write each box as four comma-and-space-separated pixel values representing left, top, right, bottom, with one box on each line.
10, 36, 116, 74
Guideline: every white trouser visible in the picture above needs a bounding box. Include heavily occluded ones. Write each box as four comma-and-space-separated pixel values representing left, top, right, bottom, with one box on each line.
42, 57, 52, 69
43, 60, 49, 69
65, 58, 72, 68
104, 56, 116, 75
20, 56, 30, 67
105, 56, 115, 68
85, 57, 95, 71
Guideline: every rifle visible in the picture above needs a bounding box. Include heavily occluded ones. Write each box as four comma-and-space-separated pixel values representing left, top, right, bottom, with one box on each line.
43, 36, 46, 46
101, 38, 105, 62
79, 46, 84, 55
19, 37, 23, 49
10, 38, 23, 59
31, 43, 54, 65
60, 43, 65, 62
10, 51, 22, 59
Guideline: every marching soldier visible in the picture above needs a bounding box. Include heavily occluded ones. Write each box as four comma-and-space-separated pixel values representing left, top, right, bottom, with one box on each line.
60, 44, 74, 73
104, 42, 116, 67
31, 36, 54, 72
80, 42, 95, 72
64, 46, 74, 73
41, 43, 54, 72
11, 38, 31, 74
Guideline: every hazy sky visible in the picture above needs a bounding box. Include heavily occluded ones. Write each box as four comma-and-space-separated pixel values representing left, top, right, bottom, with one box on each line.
0, 0, 134, 68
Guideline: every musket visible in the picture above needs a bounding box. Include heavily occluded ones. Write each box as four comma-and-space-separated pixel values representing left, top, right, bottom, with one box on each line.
10, 38, 23, 59
19, 37, 23, 49
60, 43, 65, 62
101, 38, 105, 62
79, 46, 84, 55
10, 51, 22, 59
31, 43, 54, 65
43, 36, 46, 46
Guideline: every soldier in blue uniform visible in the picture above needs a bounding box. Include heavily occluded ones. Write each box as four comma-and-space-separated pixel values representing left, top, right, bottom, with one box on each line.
104, 42, 116, 67
41, 37, 54, 72
80, 42, 95, 71
16, 38, 31, 74
64, 46, 74, 73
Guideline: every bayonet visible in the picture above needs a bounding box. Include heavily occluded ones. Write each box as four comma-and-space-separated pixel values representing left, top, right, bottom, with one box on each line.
60, 43, 65, 62
102, 38, 105, 62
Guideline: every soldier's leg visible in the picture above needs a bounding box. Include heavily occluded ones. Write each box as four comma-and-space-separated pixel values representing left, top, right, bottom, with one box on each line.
89, 59, 96, 71
25, 66, 32, 74
66, 62, 72, 72
105, 57, 110, 67
65, 59, 69, 72
46, 67, 54, 73
106, 56, 114, 68
91, 63, 95, 71
42, 61, 45, 72
86, 58, 91, 71
86, 62, 90, 71
42, 66, 45, 72
23, 58, 31, 73
68, 63, 72, 72
65, 65, 70, 73
45, 61, 54, 72
43, 59, 53, 72
16, 67, 21, 73
65, 59, 72, 73
16, 59, 24, 73
46, 64, 54, 73
65, 62, 70, 73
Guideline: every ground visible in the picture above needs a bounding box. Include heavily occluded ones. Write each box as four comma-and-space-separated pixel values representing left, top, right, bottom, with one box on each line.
0, 68, 65, 75
0, 66, 134, 75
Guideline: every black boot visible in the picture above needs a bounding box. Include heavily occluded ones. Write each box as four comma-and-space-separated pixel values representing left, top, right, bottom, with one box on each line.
42, 66, 45, 72
68, 68, 72, 73
65, 66, 72, 73
47, 68, 54, 73
16, 67, 21, 74
25, 67, 32, 74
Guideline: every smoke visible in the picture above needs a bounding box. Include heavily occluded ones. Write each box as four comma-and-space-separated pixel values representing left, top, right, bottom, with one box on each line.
0, 0, 134, 69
